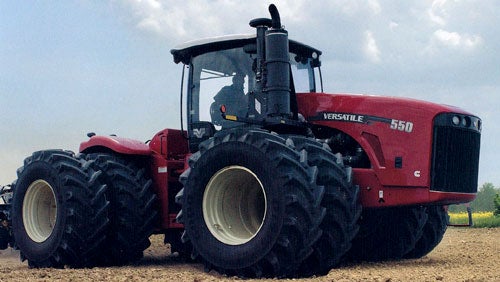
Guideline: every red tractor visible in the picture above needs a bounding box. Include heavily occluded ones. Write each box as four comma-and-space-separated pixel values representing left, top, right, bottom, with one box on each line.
0, 4, 481, 278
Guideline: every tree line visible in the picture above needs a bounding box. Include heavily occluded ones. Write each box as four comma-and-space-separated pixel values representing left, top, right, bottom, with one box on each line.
447, 183, 500, 213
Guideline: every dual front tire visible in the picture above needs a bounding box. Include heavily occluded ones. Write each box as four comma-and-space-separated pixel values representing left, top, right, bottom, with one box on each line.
176, 130, 358, 278
348, 205, 449, 262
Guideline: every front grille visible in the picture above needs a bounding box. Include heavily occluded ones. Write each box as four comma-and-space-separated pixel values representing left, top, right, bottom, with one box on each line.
431, 113, 481, 193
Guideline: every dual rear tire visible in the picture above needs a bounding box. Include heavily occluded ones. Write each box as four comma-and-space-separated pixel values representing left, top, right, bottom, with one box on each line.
85, 153, 157, 266
12, 150, 109, 267
11, 150, 156, 268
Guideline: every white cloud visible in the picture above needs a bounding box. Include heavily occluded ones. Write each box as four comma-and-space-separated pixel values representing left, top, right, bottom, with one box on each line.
119, 0, 254, 41
430, 29, 483, 50
389, 21, 399, 31
332, 1, 361, 16
428, 0, 449, 26
123, 1, 189, 38
137, 16, 162, 34
434, 29, 461, 46
364, 30, 381, 63
462, 34, 484, 48
368, 0, 381, 15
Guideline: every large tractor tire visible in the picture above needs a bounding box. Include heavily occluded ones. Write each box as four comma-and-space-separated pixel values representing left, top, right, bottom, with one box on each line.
85, 153, 157, 266
11, 150, 109, 268
404, 205, 448, 259
348, 206, 427, 262
291, 137, 361, 276
176, 129, 325, 278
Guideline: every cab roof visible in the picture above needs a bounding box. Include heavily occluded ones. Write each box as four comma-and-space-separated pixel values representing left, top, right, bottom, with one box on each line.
170, 33, 322, 64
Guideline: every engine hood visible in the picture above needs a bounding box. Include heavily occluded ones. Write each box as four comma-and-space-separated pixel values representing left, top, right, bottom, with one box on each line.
297, 92, 477, 120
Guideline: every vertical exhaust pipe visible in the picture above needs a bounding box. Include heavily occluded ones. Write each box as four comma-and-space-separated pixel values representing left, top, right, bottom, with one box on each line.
264, 4, 290, 117
249, 4, 290, 119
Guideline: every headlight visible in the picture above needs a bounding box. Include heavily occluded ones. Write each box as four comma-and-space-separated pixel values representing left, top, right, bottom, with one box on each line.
473, 119, 482, 131
463, 116, 471, 127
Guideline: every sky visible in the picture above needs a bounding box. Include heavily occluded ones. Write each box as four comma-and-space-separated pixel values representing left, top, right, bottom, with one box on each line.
1, 0, 499, 187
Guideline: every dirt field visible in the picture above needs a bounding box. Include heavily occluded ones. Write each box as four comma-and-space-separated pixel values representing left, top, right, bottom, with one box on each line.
0, 227, 498, 282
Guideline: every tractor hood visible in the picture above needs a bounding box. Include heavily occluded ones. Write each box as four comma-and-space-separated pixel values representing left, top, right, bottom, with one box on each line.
297, 92, 480, 127
297, 92, 481, 207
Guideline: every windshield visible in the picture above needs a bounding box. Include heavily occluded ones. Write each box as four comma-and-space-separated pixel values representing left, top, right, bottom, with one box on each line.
188, 46, 319, 129
190, 47, 254, 129
290, 54, 320, 93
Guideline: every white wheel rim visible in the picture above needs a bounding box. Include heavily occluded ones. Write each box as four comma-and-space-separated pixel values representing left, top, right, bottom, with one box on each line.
203, 166, 267, 245
23, 180, 57, 243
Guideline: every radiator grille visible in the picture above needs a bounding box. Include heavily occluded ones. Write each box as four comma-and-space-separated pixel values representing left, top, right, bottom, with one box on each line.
431, 114, 481, 193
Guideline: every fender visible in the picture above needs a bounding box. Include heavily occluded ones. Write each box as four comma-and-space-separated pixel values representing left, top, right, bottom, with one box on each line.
79, 135, 151, 155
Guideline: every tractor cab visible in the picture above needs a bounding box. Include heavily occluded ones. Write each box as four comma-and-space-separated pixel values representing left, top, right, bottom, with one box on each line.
171, 34, 323, 151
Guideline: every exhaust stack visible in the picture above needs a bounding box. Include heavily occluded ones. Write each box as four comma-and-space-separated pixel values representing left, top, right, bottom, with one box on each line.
250, 4, 291, 118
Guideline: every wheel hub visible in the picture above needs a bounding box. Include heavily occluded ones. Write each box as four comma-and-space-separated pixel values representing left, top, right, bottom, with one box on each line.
203, 166, 267, 245
22, 180, 57, 243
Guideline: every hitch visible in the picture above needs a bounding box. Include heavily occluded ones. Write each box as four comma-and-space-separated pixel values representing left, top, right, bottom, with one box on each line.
447, 203, 473, 227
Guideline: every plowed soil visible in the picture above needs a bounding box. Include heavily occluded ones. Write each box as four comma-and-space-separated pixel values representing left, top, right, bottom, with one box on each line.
0, 228, 498, 282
